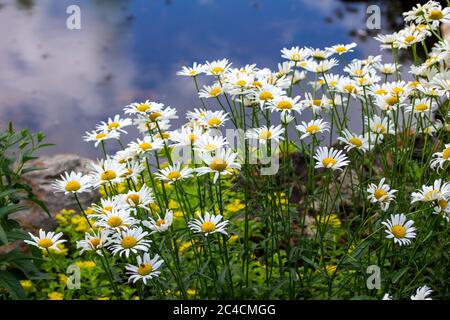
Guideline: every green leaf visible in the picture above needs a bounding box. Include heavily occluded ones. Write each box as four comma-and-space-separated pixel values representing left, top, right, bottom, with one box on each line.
0, 204, 28, 218
21, 166, 46, 174
0, 223, 7, 244
0, 270, 26, 300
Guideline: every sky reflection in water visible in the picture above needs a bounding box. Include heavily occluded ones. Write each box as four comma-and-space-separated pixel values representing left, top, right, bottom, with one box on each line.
0, 0, 391, 157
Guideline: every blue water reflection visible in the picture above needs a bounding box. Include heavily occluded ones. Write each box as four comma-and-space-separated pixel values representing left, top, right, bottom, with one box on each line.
0, 0, 388, 157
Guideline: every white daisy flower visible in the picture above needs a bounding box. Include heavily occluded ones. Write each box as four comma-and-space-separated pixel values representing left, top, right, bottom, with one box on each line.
96, 115, 132, 134
120, 161, 146, 183
125, 253, 164, 285
382, 213, 416, 246
246, 125, 285, 144
280, 46, 310, 62
52, 171, 92, 194
193, 135, 228, 153
411, 285, 433, 300
110, 227, 151, 258
95, 209, 137, 231
143, 209, 173, 233
90, 196, 123, 216
303, 58, 339, 73
122, 185, 155, 211
411, 179, 450, 204
154, 162, 194, 184
177, 62, 204, 77
327, 42, 357, 56
204, 59, 232, 76
186, 108, 208, 122
430, 143, 450, 170
337, 129, 371, 152
302, 93, 333, 114
124, 100, 164, 116
309, 48, 334, 60
146, 106, 178, 123
253, 84, 285, 108
367, 178, 398, 211
199, 84, 223, 99
267, 95, 303, 115
382, 293, 393, 300
188, 211, 229, 236
83, 130, 120, 147
196, 148, 241, 183
198, 110, 229, 129
90, 159, 128, 186
295, 119, 330, 140
365, 115, 394, 136
170, 125, 204, 146
405, 98, 437, 116
25, 229, 66, 251
314, 147, 350, 171
76, 230, 110, 255
375, 63, 399, 75
128, 137, 164, 155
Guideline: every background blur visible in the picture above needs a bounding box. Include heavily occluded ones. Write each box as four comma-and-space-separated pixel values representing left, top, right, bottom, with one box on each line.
0, 0, 425, 157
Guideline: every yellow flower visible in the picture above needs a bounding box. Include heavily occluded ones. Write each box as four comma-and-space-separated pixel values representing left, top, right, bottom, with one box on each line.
225, 199, 245, 213
228, 235, 239, 243
98, 296, 110, 300
316, 213, 341, 229
48, 292, 63, 300
76, 260, 96, 268
187, 289, 197, 297
149, 203, 160, 213
325, 265, 337, 275
117, 183, 127, 194
46, 243, 68, 256
173, 211, 184, 219
84, 207, 96, 216
55, 214, 68, 226
20, 280, 32, 290
179, 241, 193, 253
58, 274, 68, 285
168, 199, 179, 209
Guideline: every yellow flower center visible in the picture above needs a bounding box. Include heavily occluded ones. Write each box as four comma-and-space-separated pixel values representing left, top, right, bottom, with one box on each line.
155, 132, 170, 139
252, 81, 263, 88
374, 189, 387, 200
438, 199, 448, 209
38, 238, 53, 249
335, 46, 347, 53
209, 87, 222, 96
277, 100, 292, 110
290, 53, 301, 61
374, 124, 386, 133
259, 91, 274, 101
442, 147, 450, 159
90, 238, 101, 248
349, 137, 363, 147
404, 35, 416, 44
428, 9, 444, 20
322, 157, 337, 168
391, 225, 406, 238
236, 79, 247, 87
385, 96, 399, 106
207, 117, 222, 127
139, 142, 152, 150
354, 69, 364, 76
344, 84, 356, 93
107, 216, 123, 228
127, 194, 140, 206
136, 104, 150, 112
149, 112, 162, 122
209, 158, 228, 171
424, 189, 441, 201
374, 88, 387, 95
306, 125, 321, 134
137, 263, 153, 276
65, 180, 81, 192
103, 206, 113, 213
204, 144, 217, 151
392, 87, 404, 95
101, 170, 117, 181
258, 130, 272, 140
188, 133, 197, 143
121, 236, 137, 249
211, 66, 224, 75
107, 122, 120, 130
312, 99, 322, 106
188, 69, 198, 76
415, 104, 428, 111
95, 132, 107, 140
201, 221, 216, 233
167, 171, 181, 180
156, 218, 165, 227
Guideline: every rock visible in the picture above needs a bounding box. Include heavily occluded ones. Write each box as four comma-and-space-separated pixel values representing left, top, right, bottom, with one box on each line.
12, 154, 100, 231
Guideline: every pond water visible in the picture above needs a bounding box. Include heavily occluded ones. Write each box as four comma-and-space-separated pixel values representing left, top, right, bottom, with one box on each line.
0, 0, 399, 157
